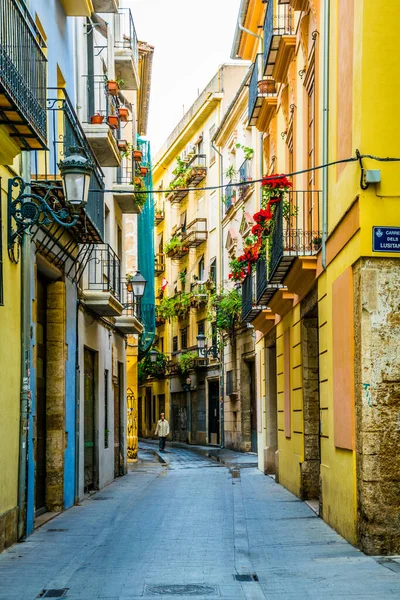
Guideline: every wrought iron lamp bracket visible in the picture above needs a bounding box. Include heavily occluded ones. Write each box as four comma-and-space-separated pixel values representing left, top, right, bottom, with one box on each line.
8, 176, 79, 263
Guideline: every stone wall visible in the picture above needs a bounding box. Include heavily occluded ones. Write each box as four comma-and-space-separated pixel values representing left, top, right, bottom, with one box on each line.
353, 258, 400, 554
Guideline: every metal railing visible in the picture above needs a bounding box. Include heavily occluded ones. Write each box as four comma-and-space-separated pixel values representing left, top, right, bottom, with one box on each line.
186, 153, 207, 170
248, 53, 276, 126
86, 244, 121, 300
155, 253, 165, 274
114, 7, 138, 66
225, 182, 235, 213
115, 165, 133, 185
31, 88, 105, 240
0, 0, 47, 145
263, 0, 295, 75
120, 278, 136, 317
241, 271, 257, 322
85, 74, 120, 136
238, 159, 253, 200
268, 190, 322, 284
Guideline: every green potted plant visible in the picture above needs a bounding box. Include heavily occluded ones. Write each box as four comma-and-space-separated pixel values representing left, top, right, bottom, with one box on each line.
126, 273, 134, 293
312, 236, 322, 251
106, 78, 124, 95
164, 235, 182, 257
133, 149, 143, 161
177, 351, 198, 377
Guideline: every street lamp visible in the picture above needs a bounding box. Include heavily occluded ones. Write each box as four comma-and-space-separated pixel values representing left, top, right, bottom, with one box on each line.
149, 349, 158, 364
130, 270, 147, 319
197, 333, 219, 360
8, 145, 94, 262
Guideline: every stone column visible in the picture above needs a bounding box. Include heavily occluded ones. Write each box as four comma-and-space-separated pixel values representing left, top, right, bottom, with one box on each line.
46, 281, 66, 512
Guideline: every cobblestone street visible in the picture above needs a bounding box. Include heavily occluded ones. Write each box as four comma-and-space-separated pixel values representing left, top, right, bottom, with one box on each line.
1, 445, 399, 600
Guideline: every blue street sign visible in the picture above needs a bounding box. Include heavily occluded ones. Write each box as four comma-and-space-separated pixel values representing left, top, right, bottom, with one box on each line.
372, 227, 400, 252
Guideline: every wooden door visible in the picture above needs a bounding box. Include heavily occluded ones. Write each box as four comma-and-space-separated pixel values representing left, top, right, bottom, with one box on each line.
84, 348, 96, 491
35, 276, 47, 514
208, 380, 220, 445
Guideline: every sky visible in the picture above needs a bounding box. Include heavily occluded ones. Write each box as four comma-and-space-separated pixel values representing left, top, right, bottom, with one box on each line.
131, 0, 242, 155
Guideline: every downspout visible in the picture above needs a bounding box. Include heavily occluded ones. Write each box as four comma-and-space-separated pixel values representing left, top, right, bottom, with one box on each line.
238, 22, 262, 43
211, 140, 225, 449
322, 0, 330, 269
17, 151, 32, 539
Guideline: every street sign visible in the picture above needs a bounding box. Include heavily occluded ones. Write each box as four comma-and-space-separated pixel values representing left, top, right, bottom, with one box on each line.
372, 227, 400, 252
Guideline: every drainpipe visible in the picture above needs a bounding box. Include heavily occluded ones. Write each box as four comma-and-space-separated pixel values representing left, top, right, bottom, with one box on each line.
211, 140, 225, 449
17, 151, 32, 540
322, 0, 330, 270
238, 22, 262, 43
231, 0, 263, 59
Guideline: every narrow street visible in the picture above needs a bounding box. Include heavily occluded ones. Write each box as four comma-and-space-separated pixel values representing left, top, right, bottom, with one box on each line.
0, 446, 399, 600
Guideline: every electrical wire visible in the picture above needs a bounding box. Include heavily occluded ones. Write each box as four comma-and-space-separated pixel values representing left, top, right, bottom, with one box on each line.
91, 151, 400, 195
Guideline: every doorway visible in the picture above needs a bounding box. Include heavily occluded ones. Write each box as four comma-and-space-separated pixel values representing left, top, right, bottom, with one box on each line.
301, 307, 321, 504
35, 275, 47, 515
114, 362, 124, 478
84, 348, 96, 492
265, 345, 278, 474
250, 361, 258, 453
208, 380, 220, 445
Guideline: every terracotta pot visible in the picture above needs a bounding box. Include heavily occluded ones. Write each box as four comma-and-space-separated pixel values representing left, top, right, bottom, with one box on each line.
133, 150, 142, 161
107, 80, 120, 96
126, 281, 133, 293
258, 79, 276, 94
90, 114, 104, 124
107, 115, 119, 129
140, 166, 148, 175
118, 107, 129, 122
133, 177, 143, 185
118, 140, 128, 151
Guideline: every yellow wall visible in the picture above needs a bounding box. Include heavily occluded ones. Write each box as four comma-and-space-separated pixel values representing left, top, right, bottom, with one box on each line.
0, 166, 21, 529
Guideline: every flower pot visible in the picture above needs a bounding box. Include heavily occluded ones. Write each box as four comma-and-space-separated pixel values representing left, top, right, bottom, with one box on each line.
118, 140, 128, 151
118, 107, 129, 122
126, 281, 133, 293
140, 166, 148, 175
90, 114, 104, 124
155, 212, 163, 220
133, 177, 143, 186
133, 150, 142, 161
107, 80, 120, 96
258, 79, 276, 94
107, 115, 119, 129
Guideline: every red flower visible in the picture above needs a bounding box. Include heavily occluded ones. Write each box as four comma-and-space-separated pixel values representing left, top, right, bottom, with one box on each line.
261, 173, 292, 189
252, 224, 263, 235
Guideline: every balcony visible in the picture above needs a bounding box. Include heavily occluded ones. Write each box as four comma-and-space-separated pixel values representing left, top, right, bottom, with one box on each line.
83, 75, 122, 167
114, 279, 143, 335
93, 0, 119, 12
155, 253, 165, 275
190, 281, 208, 307
82, 244, 123, 316
167, 154, 207, 204
31, 88, 105, 242
113, 166, 144, 213
154, 203, 165, 224
241, 271, 265, 323
60, 0, 93, 16
237, 159, 254, 201
114, 8, 139, 90
248, 53, 277, 131
182, 218, 207, 248
0, 0, 47, 154
263, 0, 296, 83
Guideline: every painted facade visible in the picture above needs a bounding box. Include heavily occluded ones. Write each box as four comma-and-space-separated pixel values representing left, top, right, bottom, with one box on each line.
233, 0, 400, 554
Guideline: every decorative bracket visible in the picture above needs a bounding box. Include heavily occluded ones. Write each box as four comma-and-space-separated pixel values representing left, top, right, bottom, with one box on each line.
8, 176, 79, 263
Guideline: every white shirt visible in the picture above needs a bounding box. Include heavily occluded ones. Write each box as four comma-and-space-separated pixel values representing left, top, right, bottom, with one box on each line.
155, 419, 170, 437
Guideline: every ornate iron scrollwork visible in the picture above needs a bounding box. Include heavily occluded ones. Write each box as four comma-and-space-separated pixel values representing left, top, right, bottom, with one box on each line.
8, 176, 79, 263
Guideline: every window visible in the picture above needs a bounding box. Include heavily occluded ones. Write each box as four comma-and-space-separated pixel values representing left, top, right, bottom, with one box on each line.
180, 210, 187, 233
307, 78, 315, 191
209, 258, 217, 284
104, 370, 109, 448
209, 191, 217, 231
173, 336, 178, 352
226, 370, 234, 396
198, 256, 205, 280
197, 321, 205, 336
159, 337, 164, 353
181, 328, 188, 350
209, 124, 216, 164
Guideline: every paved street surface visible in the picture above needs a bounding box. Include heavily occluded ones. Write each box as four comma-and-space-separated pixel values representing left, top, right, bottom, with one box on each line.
1, 445, 400, 600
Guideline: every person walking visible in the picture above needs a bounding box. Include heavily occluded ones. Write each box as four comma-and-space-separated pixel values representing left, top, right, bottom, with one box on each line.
155, 413, 169, 451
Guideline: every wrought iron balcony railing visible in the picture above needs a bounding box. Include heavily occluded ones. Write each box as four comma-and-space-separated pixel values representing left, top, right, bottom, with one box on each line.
263, 0, 295, 76
167, 154, 207, 204
182, 217, 207, 247
114, 7, 138, 67
248, 53, 276, 126
241, 270, 263, 323
224, 181, 236, 213
238, 159, 254, 201
0, 0, 47, 147
155, 253, 165, 274
31, 88, 105, 242
86, 244, 121, 300
267, 190, 322, 286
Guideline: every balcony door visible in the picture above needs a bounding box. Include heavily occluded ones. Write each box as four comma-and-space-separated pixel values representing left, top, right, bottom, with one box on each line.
114, 362, 124, 478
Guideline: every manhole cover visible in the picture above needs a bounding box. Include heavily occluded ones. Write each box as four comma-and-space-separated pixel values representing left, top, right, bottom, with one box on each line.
38, 590, 68, 598
234, 574, 258, 582
146, 584, 217, 596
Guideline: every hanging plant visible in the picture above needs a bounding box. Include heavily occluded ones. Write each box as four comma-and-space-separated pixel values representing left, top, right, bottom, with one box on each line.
177, 351, 197, 377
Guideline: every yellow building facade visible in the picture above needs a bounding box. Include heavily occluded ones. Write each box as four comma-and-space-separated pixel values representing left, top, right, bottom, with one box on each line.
233, 0, 400, 554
